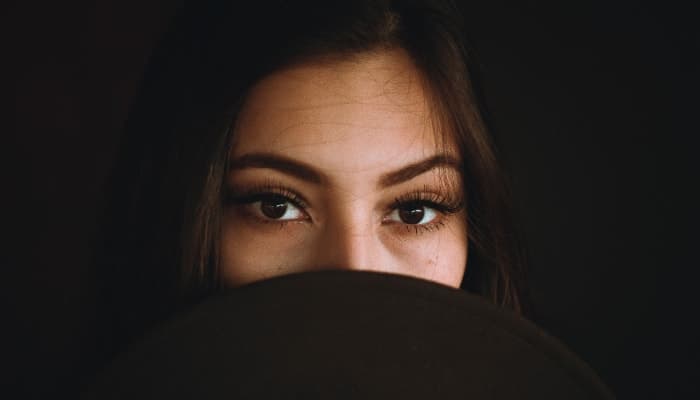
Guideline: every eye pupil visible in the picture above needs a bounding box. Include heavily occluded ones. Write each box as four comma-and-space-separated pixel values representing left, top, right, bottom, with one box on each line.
399, 205, 425, 224
260, 197, 288, 219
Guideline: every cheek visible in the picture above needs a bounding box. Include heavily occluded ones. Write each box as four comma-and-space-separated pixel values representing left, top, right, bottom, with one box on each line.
220, 216, 309, 286
388, 220, 468, 288
220, 212, 468, 289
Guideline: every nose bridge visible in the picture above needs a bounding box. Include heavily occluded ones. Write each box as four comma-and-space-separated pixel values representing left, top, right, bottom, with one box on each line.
317, 206, 376, 271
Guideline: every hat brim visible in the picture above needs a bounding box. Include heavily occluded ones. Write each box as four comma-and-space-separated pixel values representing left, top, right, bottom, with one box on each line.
85, 270, 615, 399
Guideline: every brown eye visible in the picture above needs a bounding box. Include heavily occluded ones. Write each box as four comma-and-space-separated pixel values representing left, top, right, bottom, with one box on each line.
388, 203, 437, 225
252, 195, 304, 221
260, 197, 288, 219
399, 206, 425, 224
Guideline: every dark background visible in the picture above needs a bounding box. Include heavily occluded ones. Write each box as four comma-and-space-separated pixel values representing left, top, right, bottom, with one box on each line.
5, 0, 698, 398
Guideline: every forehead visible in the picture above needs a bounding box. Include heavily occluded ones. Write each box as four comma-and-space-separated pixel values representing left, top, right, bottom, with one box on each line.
231, 49, 454, 175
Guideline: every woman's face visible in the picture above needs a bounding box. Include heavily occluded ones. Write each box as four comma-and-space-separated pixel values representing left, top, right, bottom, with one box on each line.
222, 49, 468, 288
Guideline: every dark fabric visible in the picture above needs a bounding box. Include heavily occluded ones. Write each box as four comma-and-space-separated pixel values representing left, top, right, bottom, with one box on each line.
83, 271, 615, 399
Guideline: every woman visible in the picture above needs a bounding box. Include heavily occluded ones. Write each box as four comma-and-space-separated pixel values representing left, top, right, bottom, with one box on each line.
94, 0, 533, 365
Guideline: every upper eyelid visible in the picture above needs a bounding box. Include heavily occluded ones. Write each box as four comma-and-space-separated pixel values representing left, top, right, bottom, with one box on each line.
226, 186, 309, 208
232, 192, 311, 222
226, 182, 463, 214
232, 190, 451, 206
392, 191, 464, 211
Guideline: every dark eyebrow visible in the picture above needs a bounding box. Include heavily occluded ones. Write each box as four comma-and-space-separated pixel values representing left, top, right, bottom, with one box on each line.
229, 153, 325, 184
377, 154, 461, 188
228, 152, 461, 188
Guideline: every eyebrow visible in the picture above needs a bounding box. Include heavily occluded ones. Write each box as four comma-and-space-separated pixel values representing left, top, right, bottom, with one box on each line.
378, 154, 461, 188
229, 153, 324, 184
228, 152, 461, 188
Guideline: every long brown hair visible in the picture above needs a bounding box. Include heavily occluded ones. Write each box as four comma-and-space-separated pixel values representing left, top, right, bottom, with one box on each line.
95, 0, 533, 360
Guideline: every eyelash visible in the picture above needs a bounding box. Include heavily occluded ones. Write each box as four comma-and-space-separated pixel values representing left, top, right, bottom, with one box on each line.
224, 182, 464, 235
225, 182, 309, 227
389, 189, 464, 235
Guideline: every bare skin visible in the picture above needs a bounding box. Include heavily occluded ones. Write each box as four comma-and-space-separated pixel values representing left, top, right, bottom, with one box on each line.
221, 49, 468, 288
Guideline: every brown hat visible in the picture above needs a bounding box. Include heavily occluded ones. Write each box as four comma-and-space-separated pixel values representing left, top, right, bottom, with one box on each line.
84, 270, 615, 399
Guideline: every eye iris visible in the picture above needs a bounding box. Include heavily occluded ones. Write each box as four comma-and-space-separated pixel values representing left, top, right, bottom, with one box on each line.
399, 205, 425, 224
260, 198, 288, 219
